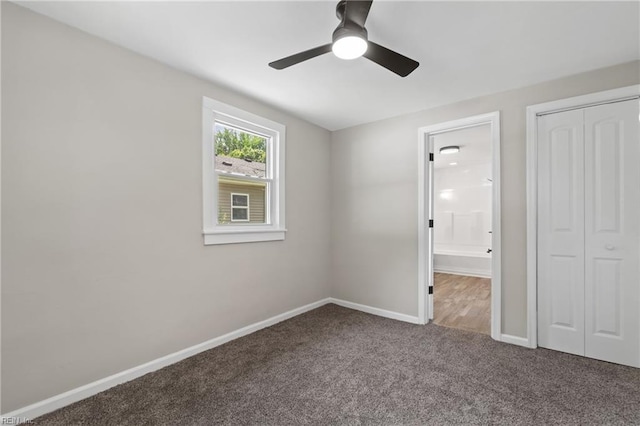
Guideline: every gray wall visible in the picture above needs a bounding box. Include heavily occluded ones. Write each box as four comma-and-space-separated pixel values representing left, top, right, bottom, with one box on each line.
330, 60, 640, 337
1, 3, 331, 412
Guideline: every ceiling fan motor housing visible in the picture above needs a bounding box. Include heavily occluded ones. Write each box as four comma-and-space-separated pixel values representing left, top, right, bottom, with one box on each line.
333, 0, 368, 43
335, 0, 348, 20
332, 23, 368, 44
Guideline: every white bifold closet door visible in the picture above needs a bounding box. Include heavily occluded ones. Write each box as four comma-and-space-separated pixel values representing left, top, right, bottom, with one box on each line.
537, 108, 585, 357
537, 99, 640, 367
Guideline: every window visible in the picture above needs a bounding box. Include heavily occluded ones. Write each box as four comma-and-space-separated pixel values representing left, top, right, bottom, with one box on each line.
202, 97, 286, 245
215, 123, 267, 225
231, 193, 249, 222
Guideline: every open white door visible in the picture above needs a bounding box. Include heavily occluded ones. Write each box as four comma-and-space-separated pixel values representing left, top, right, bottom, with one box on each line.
427, 137, 435, 320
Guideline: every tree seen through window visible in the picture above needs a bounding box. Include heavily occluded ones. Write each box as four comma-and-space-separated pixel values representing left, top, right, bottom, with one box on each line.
214, 124, 266, 163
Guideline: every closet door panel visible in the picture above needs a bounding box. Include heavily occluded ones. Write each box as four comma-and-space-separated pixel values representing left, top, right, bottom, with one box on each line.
537, 109, 585, 356
584, 99, 640, 367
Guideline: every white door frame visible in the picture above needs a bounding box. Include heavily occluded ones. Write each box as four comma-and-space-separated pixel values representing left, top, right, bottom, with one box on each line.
525, 84, 640, 349
418, 111, 502, 341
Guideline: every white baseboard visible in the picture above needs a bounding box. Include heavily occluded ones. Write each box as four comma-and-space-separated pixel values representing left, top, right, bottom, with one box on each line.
2, 297, 423, 422
1, 298, 333, 422
329, 298, 421, 324
500, 333, 532, 348
434, 267, 491, 278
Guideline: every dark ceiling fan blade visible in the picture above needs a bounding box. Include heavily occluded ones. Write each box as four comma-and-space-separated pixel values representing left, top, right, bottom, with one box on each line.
344, 0, 373, 28
269, 44, 333, 70
363, 41, 419, 77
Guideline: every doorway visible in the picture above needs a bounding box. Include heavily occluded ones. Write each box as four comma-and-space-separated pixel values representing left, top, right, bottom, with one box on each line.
418, 112, 501, 340
432, 125, 493, 335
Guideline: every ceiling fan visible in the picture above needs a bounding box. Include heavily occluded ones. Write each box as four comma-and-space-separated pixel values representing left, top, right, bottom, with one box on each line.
268, 0, 419, 77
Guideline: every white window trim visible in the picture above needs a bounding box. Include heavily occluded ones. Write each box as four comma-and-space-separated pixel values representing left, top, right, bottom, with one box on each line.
230, 192, 250, 222
202, 97, 286, 245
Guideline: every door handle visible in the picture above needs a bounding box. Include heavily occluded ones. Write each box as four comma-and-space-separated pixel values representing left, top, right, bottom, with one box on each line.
605, 245, 616, 251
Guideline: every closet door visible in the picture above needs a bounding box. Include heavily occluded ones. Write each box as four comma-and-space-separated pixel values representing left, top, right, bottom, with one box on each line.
537, 109, 585, 356
584, 99, 640, 367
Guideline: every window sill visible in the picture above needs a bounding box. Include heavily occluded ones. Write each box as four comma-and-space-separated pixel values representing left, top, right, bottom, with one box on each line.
203, 228, 287, 245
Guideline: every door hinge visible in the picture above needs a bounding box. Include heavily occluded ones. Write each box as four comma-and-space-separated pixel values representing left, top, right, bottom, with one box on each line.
429, 153, 434, 161
428, 286, 433, 294
429, 219, 434, 228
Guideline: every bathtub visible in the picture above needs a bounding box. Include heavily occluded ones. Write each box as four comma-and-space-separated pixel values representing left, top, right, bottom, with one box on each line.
433, 249, 491, 278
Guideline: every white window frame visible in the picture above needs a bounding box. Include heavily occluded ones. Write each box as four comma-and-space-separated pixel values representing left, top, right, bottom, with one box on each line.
230, 192, 250, 223
202, 97, 286, 245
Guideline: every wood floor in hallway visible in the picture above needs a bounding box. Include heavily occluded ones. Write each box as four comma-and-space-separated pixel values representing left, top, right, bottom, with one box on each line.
433, 273, 491, 335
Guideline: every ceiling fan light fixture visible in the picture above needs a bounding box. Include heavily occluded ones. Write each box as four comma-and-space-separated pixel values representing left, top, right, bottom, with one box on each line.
440, 146, 460, 155
268, 0, 419, 77
332, 35, 368, 60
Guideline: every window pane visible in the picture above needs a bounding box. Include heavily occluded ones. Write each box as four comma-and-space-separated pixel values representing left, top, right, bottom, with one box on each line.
231, 208, 248, 221
218, 177, 267, 225
214, 123, 267, 179
232, 194, 248, 207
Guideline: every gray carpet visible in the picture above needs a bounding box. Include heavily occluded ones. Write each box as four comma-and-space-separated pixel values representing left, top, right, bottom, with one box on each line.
36, 304, 640, 425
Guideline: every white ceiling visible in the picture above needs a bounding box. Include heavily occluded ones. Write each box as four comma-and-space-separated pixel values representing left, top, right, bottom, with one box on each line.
17, 1, 640, 131
433, 124, 491, 170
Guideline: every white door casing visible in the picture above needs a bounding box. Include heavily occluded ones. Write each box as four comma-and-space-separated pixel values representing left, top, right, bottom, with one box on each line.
417, 111, 501, 340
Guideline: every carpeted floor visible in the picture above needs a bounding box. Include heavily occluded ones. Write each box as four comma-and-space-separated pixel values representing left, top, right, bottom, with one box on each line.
36, 304, 640, 425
